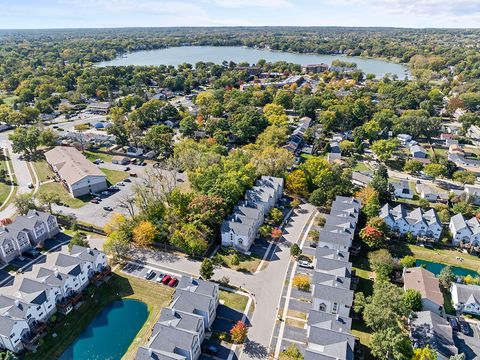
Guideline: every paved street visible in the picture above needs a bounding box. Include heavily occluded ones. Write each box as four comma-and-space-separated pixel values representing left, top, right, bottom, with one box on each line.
124, 203, 317, 359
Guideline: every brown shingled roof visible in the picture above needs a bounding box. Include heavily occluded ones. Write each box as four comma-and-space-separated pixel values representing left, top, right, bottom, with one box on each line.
404, 267, 443, 307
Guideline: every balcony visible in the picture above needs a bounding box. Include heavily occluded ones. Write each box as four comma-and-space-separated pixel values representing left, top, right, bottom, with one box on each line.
90, 266, 111, 284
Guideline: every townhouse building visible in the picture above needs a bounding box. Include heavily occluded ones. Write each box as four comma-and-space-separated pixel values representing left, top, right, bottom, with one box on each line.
450, 283, 480, 316
221, 176, 283, 252
379, 204, 442, 240
450, 213, 480, 246
0, 210, 60, 264
136, 278, 219, 360
403, 267, 444, 316
0, 245, 109, 353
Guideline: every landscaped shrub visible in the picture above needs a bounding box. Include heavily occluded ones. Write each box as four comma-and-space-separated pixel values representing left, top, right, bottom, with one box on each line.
293, 275, 310, 291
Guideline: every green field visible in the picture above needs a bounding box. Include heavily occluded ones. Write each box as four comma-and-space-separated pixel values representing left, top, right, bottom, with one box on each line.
84, 150, 113, 163
100, 168, 129, 185
0, 150, 13, 206
25, 271, 174, 360
31, 159, 55, 183
219, 290, 249, 311
37, 181, 88, 208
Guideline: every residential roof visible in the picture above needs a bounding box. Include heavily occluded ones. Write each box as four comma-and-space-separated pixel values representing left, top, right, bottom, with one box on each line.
149, 323, 197, 356
157, 308, 202, 335
451, 283, 480, 305
411, 144, 426, 154
313, 271, 351, 291
308, 310, 352, 332
351, 172, 372, 185
170, 290, 213, 316
313, 283, 353, 306
403, 267, 443, 307
314, 247, 349, 262
315, 257, 352, 278
45, 146, 106, 185
307, 326, 355, 360
318, 230, 352, 247
176, 277, 218, 299
410, 311, 458, 358
135, 346, 186, 360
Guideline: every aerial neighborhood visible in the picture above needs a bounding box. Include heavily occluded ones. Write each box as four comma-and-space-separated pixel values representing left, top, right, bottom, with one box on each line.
1, 20, 480, 360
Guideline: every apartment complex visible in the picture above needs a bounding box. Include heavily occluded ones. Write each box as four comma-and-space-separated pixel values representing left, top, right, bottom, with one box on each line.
379, 204, 442, 240
0, 210, 60, 264
45, 146, 107, 198
221, 176, 283, 252
0, 245, 109, 353
136, 277, 219, 360
307, 196, 359, 359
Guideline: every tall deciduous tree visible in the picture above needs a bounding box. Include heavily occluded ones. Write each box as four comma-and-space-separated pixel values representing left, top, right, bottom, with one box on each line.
132, 220, 158, 247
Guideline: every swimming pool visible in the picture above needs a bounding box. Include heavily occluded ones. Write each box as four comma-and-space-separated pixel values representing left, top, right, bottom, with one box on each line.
416, 259, 479, 278
59, 299, 148, 360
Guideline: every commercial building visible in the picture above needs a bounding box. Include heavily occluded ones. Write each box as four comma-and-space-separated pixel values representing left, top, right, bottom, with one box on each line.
301, 63, 329, 74
45, 146, 108, 197
221, 176, 283, 252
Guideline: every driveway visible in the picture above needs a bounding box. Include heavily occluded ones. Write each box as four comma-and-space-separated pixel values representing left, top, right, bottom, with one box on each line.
454, 320, 480, 359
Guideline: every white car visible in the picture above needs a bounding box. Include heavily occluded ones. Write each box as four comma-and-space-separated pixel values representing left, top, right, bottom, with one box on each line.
298, 260, 314, 269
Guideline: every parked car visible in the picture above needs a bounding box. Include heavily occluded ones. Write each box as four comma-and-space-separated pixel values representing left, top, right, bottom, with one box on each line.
459, 319, 470, 335
156, 274, 165, 283
27, 182, 34, 189
204, 345, 218, 355
449, 317, 460, 331
94, 197, 102, 201
129, 172, 137, 177
162, 275, 171, 285
144, 269, 155, 280
168, 277, 178, 287
124, 166, 130, 171
23, 248, 40, 259
298, 260, 314, 269
124, 178, 131, 183
103, 206, 113, 211
310, 242, 318, 248
93, 159, 104, 165
91, 199, 99, 204
117, 182, 125, 186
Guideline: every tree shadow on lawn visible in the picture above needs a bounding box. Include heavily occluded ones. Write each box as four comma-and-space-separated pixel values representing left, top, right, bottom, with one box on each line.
242, 339, 268, 359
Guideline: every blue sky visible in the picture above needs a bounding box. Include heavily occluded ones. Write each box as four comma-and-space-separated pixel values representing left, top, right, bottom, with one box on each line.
1, 0, 480, 29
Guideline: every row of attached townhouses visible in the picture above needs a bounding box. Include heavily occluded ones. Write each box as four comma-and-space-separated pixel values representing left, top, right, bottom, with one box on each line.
306, 196, 359, 360
221, 176, 283, 253
0, 210, 60, 264
379, 204, 442, 241
136, 277, 219, 360
449, 213, 480, 246
0, 245, 108, 353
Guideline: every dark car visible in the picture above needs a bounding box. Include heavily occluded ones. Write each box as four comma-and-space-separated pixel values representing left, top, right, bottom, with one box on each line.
23, 248, 40, 259
103, 206, 113, 211
449, 317, 460, 331
124, 166, 130, 171
204, 345, 218, 355
124, 178, 131, 183
91, 199, 99, 204
144, 269, 155, 280
459, 319, 470, 335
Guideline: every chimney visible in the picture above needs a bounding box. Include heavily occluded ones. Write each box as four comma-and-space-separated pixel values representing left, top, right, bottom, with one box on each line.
14, 300, 19, 307
171, 308, 176, 316
336, 314, 340, 321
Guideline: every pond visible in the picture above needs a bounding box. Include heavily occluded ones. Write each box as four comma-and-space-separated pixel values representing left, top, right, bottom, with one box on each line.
416, 259, 479, 278
59, 299, 148, 360
96, 46, 410, 79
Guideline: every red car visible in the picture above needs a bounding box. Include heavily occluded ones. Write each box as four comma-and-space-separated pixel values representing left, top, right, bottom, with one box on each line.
168, 277, 178, 287
90, 199, 99, 204
162, 275, 171, 285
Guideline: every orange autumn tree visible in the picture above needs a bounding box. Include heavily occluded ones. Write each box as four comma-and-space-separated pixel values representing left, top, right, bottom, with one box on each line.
360, 225, 384, 249
271, 227, 283, 240
132, 220, 158, 247
230, 321, 248, 343
355, 186, 380, 219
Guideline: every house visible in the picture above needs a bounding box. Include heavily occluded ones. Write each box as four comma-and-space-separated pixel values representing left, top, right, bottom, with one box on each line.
351, 172, 372, 187
379, 204, 442, 240
302, 64, 329, 74
0, 245, 109, 353
445, 138, 459, 147
464, 185, 480, 205
330, 141, 341, 154
0, 211, 60, 264
306, 326, 356, 360
467, 125, 480, 142
112, 156, 130, 165
403, 267, 444, 315
312, 281, 353, 316
327, 152, 342, 163
410, 144, 427, 158
409, 311, 457, 360
45, 146, 107, 198
415, 183, 440, 202
397, 133, 412, 145
136, 278, 219, 360
449, 213, 480, 246
86, 102, 110, 114
450, 283, 480, 316
318, 230, 352, 252
127, 147, 144, 156
391, 180, 414, 199
221, 176, 283, 252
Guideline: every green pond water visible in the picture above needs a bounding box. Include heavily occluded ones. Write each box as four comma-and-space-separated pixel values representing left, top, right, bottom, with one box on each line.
416, 259, 479, 278
59, 299, 148, 360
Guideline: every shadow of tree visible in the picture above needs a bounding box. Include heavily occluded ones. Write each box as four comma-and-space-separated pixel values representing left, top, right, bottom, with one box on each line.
242, 339, 268, 359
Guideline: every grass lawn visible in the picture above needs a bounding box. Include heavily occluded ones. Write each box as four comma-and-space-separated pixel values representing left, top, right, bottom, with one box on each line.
443, 291, 456, 315
84, 150, 113, 164
217, 249, 262, 273
25, 271, 174, 360
37, 182, 88, 208
0, 150, 13, 206
31, 159, 55, 183
389, 242, 480, 274
100, 168, 129, 185
219, 290, 249, 312
353, 161, 371, 172
351, 319, 374, 360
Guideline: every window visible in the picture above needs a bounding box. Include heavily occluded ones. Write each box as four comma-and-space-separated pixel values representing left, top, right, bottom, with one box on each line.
318, 303, 326, 312
10, 333, 15, 339
332, 302, 338, 314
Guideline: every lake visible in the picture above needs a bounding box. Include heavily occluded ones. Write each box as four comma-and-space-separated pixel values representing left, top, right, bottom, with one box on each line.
59, 299, 148, 360
96, 46, 410, 79
416, 259, 479, 278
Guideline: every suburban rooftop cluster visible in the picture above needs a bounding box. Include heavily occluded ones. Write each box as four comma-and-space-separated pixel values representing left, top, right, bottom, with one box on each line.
135, 276, 219, 360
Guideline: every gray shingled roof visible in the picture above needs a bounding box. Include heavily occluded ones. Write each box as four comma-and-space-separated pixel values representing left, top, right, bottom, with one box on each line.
315, 247, 349, 262
307, 327, 355, 360
313, 272, 351, 291
313, 283, 353, 306
315, 257, 352, 278
157, 309, 202, 336
135, 346, 186, 360
308, 309, 352, 332
171, 289, 213, 315
176, 277, 218, 299
319, 230, 352, 247
410, 311, 457, 358
149, 323, 196, 356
